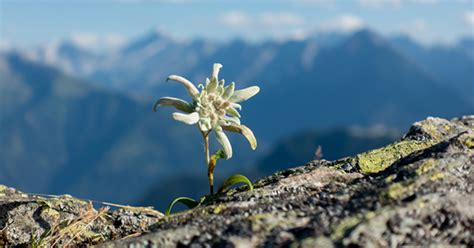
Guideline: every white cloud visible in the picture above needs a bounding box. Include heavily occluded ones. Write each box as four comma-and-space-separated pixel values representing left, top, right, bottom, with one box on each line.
260, 12, 304, 27
220, 11, 251, 28
220, 11, 305, 29
69, 32, 125, 50
112, 0, 198, 3
398, 19, 428, 38
286, 0, 337, 8
102, 34, 126, 48
0, 40, 12, 51
357, 0, 440, 8
320, 15, 365, 32
464, 11, 474, 26
70, 33, 99, 48
411, 0, 439, 4
357, 0, 402, 8
289, 28, 311, 40
413, 19, 427, 32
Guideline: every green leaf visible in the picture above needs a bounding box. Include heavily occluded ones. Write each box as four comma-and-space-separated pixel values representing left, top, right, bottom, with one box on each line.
165, 197, 199, 216
212, 149, 227, 161
217, 174, 254, 193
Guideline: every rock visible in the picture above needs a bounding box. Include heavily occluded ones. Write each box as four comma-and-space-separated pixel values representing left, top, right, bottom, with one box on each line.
1, 116, 473, 247
0, 186, 163, 246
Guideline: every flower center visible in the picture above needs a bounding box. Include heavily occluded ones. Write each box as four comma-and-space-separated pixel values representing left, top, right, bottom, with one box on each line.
198, 93, 230, 126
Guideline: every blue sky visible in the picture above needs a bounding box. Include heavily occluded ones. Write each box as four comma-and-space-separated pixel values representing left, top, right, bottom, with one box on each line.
1, 0, 473, 49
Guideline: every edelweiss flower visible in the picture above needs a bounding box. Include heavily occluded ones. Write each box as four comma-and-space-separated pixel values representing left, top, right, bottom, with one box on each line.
153, 63, 259, 159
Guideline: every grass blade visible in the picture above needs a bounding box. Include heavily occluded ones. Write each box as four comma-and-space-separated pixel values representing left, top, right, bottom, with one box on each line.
217, 174, 254, 193
165, 197, 199, 216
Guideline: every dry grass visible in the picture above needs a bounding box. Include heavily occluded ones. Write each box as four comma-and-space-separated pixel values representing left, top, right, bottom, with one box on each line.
32, 201, 109, 247
23, 192, 164, 247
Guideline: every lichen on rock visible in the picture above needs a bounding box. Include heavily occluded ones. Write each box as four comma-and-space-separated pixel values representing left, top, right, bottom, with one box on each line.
97, 116, 473, 247
354, 139, 435, 174
1, 116, 473, 247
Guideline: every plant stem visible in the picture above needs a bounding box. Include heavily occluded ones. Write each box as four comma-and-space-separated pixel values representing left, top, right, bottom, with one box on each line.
202, 132, 213, 195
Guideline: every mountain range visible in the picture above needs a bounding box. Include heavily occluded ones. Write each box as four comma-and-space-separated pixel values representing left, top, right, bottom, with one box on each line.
1, 28, 472, 207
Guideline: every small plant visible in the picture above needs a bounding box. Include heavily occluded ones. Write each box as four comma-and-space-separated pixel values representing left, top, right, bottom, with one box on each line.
153, 63, 259, 215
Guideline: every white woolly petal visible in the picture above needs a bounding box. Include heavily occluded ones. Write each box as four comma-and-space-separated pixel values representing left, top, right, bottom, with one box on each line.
172, 112, 200, 125
226, 106, 241, 118
222, 82, 235, 99
229, 86, 260, 103
223, 116, 241, 125
167, 75, 199, 99
153, 97, 193, 113
215, 129, 232, 159
206, 77, 218, 93
231, 103, 242, 110
222, 124, 257, 150
211, 63, 223, 79
198, 118, 212, 132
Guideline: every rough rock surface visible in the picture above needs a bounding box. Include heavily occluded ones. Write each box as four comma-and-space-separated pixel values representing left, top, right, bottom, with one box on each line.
1, 116, 473, 247
0, 187, 163, 246
102, 116, 474, 247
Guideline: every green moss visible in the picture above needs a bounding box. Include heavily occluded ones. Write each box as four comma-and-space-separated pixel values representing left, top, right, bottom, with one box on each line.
420, 122, 447, 141
247, 213, 272, 222
294, 236, 334, 248
415, 159, 436, 175
386, 163, 445, 201
330, 211, 376, 240
247, 213, 277, 232
429, 172, 444, 181
384, 174, 397, 183
387, 182, 414, 200
0, 185, 7, 192
212, 204, 227, 214
355, 140, 434, 174
464, 137, 474, 148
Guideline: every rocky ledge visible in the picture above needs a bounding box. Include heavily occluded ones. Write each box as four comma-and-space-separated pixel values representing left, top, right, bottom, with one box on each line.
1, 116, 473, 247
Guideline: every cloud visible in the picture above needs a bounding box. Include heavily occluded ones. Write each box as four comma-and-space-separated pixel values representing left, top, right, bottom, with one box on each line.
357, 0, 402, 8
112, 0, 197, 3
357, 0, 440, 8
220, 11, 305, 29
0, 40, 12, 51
464, 11, 474, 26
320, 15, 365, 32
412, 19, 427, 32
399, 19, 428, 36
69, 32, 125, 50
286, 0, 337, 8
260, 12, 304, 27
220, 11, 251, 28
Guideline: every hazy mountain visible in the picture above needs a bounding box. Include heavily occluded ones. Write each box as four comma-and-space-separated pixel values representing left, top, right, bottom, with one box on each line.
90, 30, 221, 92
16, 30, 472, 113
254, 127, 400, 176
14, 41, 105, 77
242, 30, 472, 140
391, 35, 474, 103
